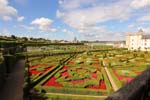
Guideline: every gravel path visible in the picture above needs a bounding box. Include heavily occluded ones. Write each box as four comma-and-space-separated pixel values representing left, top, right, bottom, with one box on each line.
46, 92, 107, 98
0, 60, 25, 100
104, 67, 119, 91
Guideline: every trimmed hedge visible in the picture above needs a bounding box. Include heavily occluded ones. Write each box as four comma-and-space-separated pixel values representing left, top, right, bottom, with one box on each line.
0, 41, 22, 48
108, 68, 122, 88
24, 42, 84, 46
40, 86, 108, 96
24, 54, 75, 92
32, 93, 106, 100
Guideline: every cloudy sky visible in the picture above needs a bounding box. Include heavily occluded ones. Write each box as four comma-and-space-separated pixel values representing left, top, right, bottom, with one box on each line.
0, 0, 150, 41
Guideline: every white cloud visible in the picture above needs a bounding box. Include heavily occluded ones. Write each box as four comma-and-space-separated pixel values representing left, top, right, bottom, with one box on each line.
17, 16, 25, 22
60, 0, 98, 11
2, 15, 12, 21
131, 0, 150, 9
61, 28, 75, 38
84, 32, 126, 41
137, 14, 150, 22
31, 17, 54, 32
0, 29, 11, 36
58, 0, 131, 35
137, 27, 150, 33
19, 25, 34, 31
66, 30, 75, 38
62, 29, 67, 33
58, 0, 63, 4
50, 28, 57, 32
57, 0, 150, 38
57, 0, 150, 40
0, 0, 18, 20
128, 24, 135, 28
56, 10, 64, 18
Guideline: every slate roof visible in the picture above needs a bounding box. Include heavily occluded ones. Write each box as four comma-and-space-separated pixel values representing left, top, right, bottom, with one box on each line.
142, 35, 150, 39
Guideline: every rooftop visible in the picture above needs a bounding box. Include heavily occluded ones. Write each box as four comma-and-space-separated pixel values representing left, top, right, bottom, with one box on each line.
142, 35, 150, 39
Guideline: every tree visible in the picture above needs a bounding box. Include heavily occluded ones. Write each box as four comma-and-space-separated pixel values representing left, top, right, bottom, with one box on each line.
11, 35, 16, 39
22, 37, 28, 41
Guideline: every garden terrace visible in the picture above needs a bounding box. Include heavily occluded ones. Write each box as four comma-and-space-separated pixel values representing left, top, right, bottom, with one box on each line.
31, 52, 113, 99
103, 50, 150, 88
23, 49, 150, 100
23, 53, 76, 97
17, 51, 84, 58
24, 42, 84, 46
24, 55, 71, 85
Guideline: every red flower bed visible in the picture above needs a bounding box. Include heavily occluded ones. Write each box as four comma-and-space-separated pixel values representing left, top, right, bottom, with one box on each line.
61, 71, 69, 77
38, 64, 49, 66
30, 65, 37, 69
29, 66, 54, 75
43, 77, 62, 87
30, 69, 40, 75
71, 78, 90, 84
68, 61, 74, 64
92, 63, 99, 66
99, 80, 106, 90
61, 66, 71, 78
126, 77, 133, 83
135, 72, 141, 75
112, 69, 123, 80
45, 66, 53, 71
113, 69, 134, 83
88, 80, 106, 90
62, 66, 68, 70
92, 73, 97, 79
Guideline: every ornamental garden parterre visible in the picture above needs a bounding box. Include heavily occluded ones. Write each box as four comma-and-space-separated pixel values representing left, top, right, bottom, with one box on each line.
24, 49, 150, 100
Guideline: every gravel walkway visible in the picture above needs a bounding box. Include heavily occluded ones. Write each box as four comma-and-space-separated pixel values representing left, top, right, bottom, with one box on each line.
104, 67, 119, 91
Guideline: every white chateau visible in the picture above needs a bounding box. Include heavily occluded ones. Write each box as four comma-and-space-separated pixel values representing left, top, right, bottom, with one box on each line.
126, 29, 150, 51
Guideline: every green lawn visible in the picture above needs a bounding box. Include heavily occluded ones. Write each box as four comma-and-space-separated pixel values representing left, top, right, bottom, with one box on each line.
44, 94, 106, 100
116, 70, 136, 77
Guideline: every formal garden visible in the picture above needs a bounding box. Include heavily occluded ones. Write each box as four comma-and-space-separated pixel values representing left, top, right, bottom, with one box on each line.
21, 48, 150, 100
103, 50, 150, 88
1, 39, 149, 100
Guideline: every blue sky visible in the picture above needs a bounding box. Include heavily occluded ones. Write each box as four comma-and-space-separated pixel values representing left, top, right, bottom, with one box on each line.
0, 0, 150, 41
